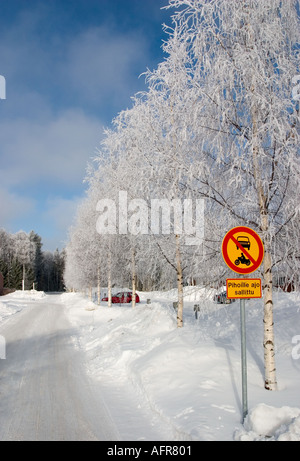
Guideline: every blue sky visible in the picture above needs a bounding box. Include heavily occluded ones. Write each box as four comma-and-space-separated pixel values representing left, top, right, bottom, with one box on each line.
0, 0, 172, 251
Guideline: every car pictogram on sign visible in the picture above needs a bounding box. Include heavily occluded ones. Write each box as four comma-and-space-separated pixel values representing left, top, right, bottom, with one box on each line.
236, 236, 250, 250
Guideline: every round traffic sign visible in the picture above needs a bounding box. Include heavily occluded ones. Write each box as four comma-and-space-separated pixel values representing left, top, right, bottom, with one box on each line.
222, 226, 264, 274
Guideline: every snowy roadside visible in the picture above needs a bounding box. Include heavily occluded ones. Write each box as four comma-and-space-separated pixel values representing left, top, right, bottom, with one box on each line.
0, 288, 299, 441
60, 287, 300, 441
0, 289, 46, 324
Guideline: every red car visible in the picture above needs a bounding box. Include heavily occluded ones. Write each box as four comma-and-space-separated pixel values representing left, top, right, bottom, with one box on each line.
102, 291, 140, 304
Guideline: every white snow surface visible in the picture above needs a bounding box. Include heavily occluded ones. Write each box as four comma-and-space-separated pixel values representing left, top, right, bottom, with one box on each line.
0, 287, 299, 441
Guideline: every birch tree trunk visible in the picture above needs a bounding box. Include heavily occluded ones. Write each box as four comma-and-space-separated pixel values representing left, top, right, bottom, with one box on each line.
108, 252, 112, 308
97, 265, 101, 306
22, 263, 25, 291
176, 234, 184, 328
252, 87, 277, 391
262, 244, 277, 390
131, 249, 136, 308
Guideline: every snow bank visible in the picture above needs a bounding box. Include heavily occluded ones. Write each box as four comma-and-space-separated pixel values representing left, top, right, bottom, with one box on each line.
140, 285, 218, 304
236, 404, 300, 441
0, 299, 23, 322
5, 289, 46, 300
0, 290, 46, 322
62, 288, 300, 440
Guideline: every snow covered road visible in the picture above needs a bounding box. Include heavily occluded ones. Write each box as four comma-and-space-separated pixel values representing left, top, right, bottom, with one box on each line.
0, 294, 120, 441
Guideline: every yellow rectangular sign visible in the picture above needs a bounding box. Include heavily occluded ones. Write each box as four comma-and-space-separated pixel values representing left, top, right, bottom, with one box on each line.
226, 278, 262, 299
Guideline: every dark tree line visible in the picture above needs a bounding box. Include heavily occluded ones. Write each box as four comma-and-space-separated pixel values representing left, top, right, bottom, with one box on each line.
0, 229, 65, 293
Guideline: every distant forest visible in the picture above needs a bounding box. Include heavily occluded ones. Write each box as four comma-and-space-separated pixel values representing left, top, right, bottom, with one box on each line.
0, 229, 65, 292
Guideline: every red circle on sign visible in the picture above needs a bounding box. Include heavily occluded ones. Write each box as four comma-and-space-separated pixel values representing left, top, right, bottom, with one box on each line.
222, 226, 264, 274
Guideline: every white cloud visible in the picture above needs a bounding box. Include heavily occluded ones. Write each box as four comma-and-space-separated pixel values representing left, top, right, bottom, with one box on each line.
0, 9, 152, 193
0, 109, 104, 189
62, 25, 149, 109
44, 195, 83, 234
40, 195, 85, 251
0, 187, 36, 229
0, 2, 161, 250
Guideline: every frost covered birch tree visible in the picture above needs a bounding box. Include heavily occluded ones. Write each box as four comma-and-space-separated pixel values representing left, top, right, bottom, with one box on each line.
64, 189, 102, 296
13, 231, 36, 290
106, 104, 184, 322
107, 44, 206, 326
165, 0, 300, 389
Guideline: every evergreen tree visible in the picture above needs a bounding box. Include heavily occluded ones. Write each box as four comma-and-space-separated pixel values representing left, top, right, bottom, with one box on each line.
0, 228, 65, 293
29, 231, 44, 290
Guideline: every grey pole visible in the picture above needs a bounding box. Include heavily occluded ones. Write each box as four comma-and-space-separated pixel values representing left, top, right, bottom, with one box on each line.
240, 298, 248, 423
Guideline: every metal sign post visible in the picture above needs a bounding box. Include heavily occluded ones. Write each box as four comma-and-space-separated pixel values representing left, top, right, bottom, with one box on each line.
240, 298, 248, 422
222, 227, 264, 424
